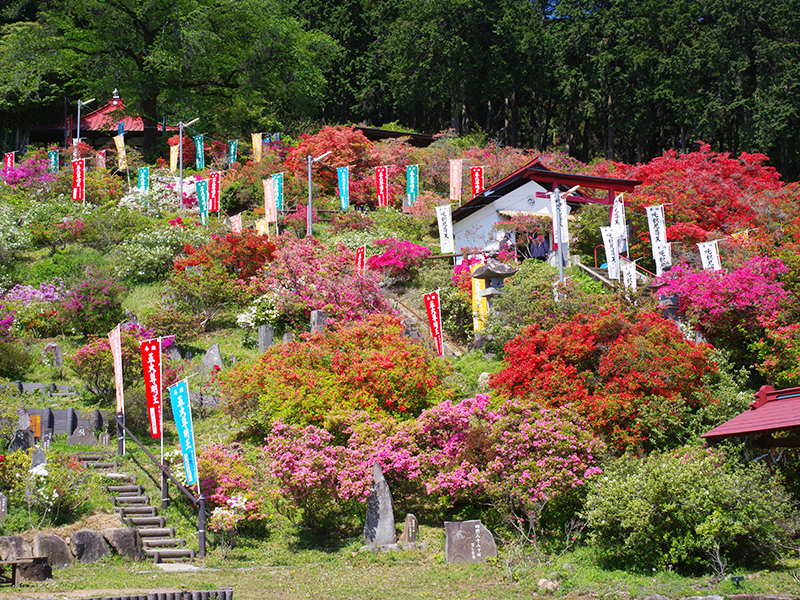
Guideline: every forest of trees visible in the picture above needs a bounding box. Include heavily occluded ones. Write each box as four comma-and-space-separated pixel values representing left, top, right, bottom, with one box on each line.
3, 0, 800, 178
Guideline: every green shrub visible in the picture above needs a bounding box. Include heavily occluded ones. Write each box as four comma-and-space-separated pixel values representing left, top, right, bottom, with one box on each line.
585, 445, 796, 574
143, 309, 204, 345
0, 343, 33, 380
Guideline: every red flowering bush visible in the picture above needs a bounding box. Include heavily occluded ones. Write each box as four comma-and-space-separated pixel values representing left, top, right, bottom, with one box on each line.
490, 307, 715, 451
177, 231, 276, 280
284, 126, 373, 192
365, 238, 432, 280
218, 314, 452, 432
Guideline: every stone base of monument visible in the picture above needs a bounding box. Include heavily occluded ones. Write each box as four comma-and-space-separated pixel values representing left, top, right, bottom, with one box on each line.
358, 540, 429, 553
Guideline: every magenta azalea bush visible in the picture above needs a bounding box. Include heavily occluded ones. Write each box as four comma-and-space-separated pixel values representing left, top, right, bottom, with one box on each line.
366, 238, 432, 279
0, 150, 57, 190
59, 278, 126, 336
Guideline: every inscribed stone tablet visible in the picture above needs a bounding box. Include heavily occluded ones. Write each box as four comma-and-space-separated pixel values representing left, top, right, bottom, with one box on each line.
444, 520, 497, 564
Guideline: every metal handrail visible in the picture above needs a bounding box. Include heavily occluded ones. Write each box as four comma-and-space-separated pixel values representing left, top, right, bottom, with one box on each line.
593, 244, 657, 279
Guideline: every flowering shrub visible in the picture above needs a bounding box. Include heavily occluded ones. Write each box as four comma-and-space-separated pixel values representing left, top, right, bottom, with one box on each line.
490, 307, 715, 451
219, 315, 452, 431
198, 444, 265, 522
282, 204, 317, 237
752, 323, 800, 387
0, 149, 56, 191
331, 210, 375, 233
366, 238, 432, 280
164, 262, 249, 331
143, 309, 204, 345
59, 278, 126, 336
177, 231, 276, 280
585, 446, 796, 574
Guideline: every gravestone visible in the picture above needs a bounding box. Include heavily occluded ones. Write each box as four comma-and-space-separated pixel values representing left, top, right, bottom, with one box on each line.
41, 429, 53, 450
167, 346, 182, 361
258, 324, 274, 353
283, 332, 295, 344
67, 426, 97, 446
363, 463, 396, 546
185, 350, 193, 360
9, 429, 32, 453
30, 448, 47, 469
99, 432, 110, 446
30, 414, 41, 438
16, 408, 30, 431
310, 310, 329, 334
0, 493, 7, 521
42, 343, 64, 367
444, 520, 497, 564
399, 514, 418, 544
202, 343, 223, 370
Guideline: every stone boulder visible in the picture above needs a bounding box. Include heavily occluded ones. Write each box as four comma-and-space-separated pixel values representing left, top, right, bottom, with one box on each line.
71, 529, 110, 564
0, 535, 31, 560
33, 534, 74, 568
101, 528, 143, 561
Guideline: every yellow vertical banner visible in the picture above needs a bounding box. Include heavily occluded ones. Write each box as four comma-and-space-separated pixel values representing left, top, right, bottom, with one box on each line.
113, 134, 127, 170
470, 264, 489, 331
251, 133, 262, 164
169, 144, 179, 173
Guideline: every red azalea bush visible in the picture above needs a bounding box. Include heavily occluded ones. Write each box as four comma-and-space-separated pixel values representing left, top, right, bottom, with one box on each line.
366, 238, 432, 279
177, 231, 276, 280
197, 444, 265, 523
490, 307, 715, 451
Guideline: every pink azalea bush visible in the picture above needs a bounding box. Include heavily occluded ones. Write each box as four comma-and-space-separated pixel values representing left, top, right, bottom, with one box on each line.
197, 444, 265, 524
365, 238, 432, 279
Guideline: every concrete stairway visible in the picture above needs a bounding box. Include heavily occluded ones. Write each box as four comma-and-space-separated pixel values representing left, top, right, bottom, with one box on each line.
78, 452, 196, 564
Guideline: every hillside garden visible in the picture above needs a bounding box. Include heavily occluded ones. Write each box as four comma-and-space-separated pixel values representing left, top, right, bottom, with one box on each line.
0, 129, 798, 598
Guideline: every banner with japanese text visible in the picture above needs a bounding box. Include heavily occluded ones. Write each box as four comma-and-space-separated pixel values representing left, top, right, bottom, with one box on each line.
48, 150, 59, 174
140, 339, 162, 438
168, 381, 198, 486
449, 159, 463, 204
549, 192, 570, 250
272, 173, 283, 210
138, 167, 149, 190
698, 240, 721, 271
470, 166, 484, 197
435, 204, 455, 254
600, 226, 620, 280
228, 140, 238, 165
4, 153, 14, 169
108, 325, 124, 414
424, 291, 444, 357
72, 159, 85, 201
375, 166, 388, 207
255, 218, 269, 236
194, 135, 204, 170
470, 264, 489, 331
113, 134, 127, 170
646, 205, 671, 275
337, 167, 349, 210
611, 193, 628, 253
196, 179, 208, 225
356, 245, 366, 276
251, 133, 262, 163
621, 259, 637, 290
231, 213, 242, 234
209, 172, 221, 212
263, 178, 277, 223
406, 165, 419, 206
169, 144, 179, 173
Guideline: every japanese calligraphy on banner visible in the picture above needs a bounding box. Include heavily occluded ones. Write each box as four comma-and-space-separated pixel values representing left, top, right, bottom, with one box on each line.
140, 340, 162, 438
194, 135, 204, 170
209, 171, 221, 212
196, 180, 208, 225
406, 165, 419, 206
96, 150, 106, 170
470, 166, 484, 197
113, 134, 127, 170
228, 140, 238, 165
169, 144, 179, 173
355, 245, 366, 276
168, 381, 198, 486
471, 264, 489, 331
108, 325, 124, 414
72, 159, 85, 201
4, 152, 14, 169
263, 178, 277, 223
449, 159, 463, 204
255, 218, 269, 236
48, 150, 59, 174
611, 194, 628, 253
549, 192, 570, 249
621, 259, 637, 290
600, 226, 620, 280
231, 213, 242, 234
138, 167, 149, 190
251, 133, 262, 163
646, 205, 671, 275
337, 167, 349, 210
375, 166, 388, 207
424, 291, 444, 357
698, 240, 721, 271
272, 173, 284, 210
435, 204, 455, 254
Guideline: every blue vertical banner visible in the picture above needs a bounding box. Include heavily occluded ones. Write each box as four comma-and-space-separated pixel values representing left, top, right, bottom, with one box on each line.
228, 140, 238, 165
406, 164, 419, 206
117, 122, 124, 136
194, 135, 205, 170
168, 381, 198, 486
337, 167, 349, 210
137, 167, 149, 190
48, 150, 59, 174
196, 179, 209, 225
272, 173, 284, 210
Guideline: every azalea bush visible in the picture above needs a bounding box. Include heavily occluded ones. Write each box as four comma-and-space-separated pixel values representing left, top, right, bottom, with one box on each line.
198, 444, 266, 523
366, 238, 432, 280
59, 277, 127, 336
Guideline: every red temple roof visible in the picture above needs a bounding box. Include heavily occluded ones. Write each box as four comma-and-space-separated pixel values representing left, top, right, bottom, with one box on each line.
79, 91, 177, 134
701, 385, 800, 441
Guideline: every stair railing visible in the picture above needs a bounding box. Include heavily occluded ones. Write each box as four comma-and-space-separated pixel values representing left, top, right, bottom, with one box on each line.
114, 415, 206, 558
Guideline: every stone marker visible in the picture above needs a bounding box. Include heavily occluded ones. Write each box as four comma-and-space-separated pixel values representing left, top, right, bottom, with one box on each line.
41, 429, 53, 450
30, 448, 47, 469
258, 324, 274, 353
168, 346, 182, 361
399, 514, 418, 544
9, 429, 32, 453
283, 332, 295, 344
71, 529, 111, 564
0, 535, 31, 560
33, 534, 75, 568
101, 528, 143, 561
42, 343, 64, 367
16, 408, 30, 431
444, 520, 497, 564
364, 463, 396, 546
99, 432, 110, 446
67, 426, 97, 446
0, 493, 7, 522
310, 310, 329, 334
202, 343, 223, 371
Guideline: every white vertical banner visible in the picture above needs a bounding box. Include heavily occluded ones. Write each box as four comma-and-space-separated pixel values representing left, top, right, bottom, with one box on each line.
108, 325, 124, 414
610, 194, 628, 253
435, 204, 455, 254
549, 192, 570, 248
263, 178, 277, 223
600, 226, 620, 280
449, 159, 463, 205
697, 240, 721, 271
646, 205, 671, 275
620, 259, 637, 290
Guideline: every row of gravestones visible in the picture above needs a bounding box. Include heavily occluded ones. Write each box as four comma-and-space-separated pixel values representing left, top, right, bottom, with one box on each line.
9, 408, 111, 452
359, 463, 497, 564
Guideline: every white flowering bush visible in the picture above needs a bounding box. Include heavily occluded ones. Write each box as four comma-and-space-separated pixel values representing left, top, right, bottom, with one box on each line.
118, 169, 189, 215
110, 225, 211, 283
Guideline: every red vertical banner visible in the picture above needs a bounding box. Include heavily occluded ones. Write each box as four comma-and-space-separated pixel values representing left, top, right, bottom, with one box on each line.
209, 171, 221, 212
356, 245, 366, 276
72, 159, 85, 201
470, 166, 484, 197
140, 339, 162, 438
4, 153, 14, 169
424, 291, 444, 357
375, 166, 388, 207
108, 325, 124, 414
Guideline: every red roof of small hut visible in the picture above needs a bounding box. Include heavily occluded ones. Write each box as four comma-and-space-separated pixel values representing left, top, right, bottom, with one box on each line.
701, 385, 800, 441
